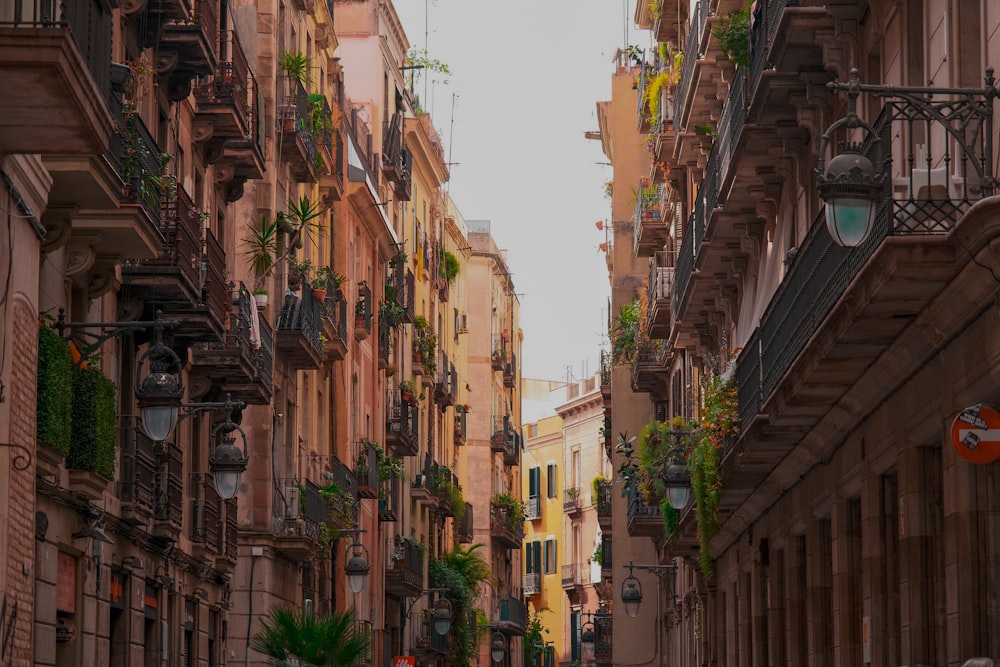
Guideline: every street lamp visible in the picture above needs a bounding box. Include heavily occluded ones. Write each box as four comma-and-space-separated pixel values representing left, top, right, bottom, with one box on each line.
206, 397, 250, 500
342, 530, 371, 593
135, 318, 185, 442
815, 67, 999, 247
580, 612, 596, 655
432, 598, 453, 636
621, 561, 676, 618
660, 429, 693, 510
490, 631, 506, 663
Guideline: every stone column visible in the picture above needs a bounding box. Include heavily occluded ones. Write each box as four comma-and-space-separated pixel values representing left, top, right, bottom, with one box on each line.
805, 518, 833, 667
831, 496, 862, 667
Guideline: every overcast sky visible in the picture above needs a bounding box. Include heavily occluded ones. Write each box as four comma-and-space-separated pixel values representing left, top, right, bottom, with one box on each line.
393, 0, 634, 384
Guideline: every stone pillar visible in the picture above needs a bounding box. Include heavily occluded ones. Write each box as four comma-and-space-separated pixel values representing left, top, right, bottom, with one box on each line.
897, 445, 943, 667
805, 518, 833, 667
831, 496, 862, 667
33, 539, 58, 667
767, 547, 787, 667
786, 535, 808, 667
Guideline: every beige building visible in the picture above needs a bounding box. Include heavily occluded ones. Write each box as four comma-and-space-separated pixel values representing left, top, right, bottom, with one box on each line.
601, 1, 1000, 667
523, 373, 612, 667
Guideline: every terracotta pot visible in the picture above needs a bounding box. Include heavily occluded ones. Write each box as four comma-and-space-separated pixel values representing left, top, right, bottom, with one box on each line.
311, 288, 327, 302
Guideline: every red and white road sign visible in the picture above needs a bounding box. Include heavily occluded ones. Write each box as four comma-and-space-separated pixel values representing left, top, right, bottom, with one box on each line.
393, 657, 415, 667
951, 404, 1000, 464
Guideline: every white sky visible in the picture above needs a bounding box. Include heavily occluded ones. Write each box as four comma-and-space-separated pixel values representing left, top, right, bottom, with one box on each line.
393, 0, 634, 383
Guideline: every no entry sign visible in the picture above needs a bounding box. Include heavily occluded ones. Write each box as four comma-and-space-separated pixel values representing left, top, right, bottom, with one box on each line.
951, 404, 1000, 464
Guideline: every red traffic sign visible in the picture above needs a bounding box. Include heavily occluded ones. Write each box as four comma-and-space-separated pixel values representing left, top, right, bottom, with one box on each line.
393, 657, 415, 667
951, 404, 1000, 464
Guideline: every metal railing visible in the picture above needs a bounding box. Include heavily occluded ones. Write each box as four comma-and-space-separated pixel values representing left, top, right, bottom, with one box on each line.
525, 496, 541, 520
596, 479, 612, 518
563, 488, 581, 512
674, 0, 709, 129
277, 287, 324, 355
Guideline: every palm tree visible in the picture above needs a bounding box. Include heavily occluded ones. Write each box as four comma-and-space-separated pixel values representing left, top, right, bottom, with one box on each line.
438, 542, 494, 592
250, 606, 370, 667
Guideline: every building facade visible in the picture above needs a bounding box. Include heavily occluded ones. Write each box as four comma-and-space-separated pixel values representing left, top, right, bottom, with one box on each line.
0, 0, 514, 665
601, 2, 1000, 667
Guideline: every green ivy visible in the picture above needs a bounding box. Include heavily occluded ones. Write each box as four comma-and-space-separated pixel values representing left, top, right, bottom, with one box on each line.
69, 366, 117, 480
689, 376, 739, 579
37, 324, 72, 454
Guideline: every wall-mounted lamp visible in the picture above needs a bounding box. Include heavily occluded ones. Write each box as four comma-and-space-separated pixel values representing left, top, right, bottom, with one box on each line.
340, 529, 370, 593
621, 560, 676, 618
815, 67, 998, 247
490, 631, 506, 663
120, 556, 144, 571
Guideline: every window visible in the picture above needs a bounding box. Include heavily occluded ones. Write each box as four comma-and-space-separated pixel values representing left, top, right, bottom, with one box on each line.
525, 541, 541, 576
546, 463, 556, 498
529, 467, 540, 500
543, 538, 556, 574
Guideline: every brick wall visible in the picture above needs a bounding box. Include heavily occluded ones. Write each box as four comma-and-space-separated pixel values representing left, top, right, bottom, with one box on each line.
4, 299, 38, 667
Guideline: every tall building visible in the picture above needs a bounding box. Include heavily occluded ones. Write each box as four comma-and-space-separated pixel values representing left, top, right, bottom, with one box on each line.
601, 2, 1000, 667
523, 374, 612, 667
0, 1, 500, 666
466, 220, 526, 667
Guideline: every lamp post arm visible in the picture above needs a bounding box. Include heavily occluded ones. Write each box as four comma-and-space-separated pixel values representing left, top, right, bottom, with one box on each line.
53, 308, 178, 361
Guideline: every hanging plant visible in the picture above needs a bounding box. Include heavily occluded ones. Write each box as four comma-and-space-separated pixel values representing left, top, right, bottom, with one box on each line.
689, 375, 739, 579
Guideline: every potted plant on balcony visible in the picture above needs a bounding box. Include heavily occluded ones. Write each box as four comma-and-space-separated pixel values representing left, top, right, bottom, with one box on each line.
398, 379, 416, 403
310, 266, 332, 302
286, 257, 311, 291
252, 288, 269, 308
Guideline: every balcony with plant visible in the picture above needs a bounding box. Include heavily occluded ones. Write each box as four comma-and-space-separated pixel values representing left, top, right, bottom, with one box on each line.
433, 350, 457, 407
382, 110, 412, 200
355, 281, 372, 339
386, 535, 425, 597
190, 281, 274, 406
490, 494, 526, 548
192, 29, 264, 184
276, 280, 325, 370
386, 392, 419, 457
155, 0, 221, 100
412, 315, 438, 374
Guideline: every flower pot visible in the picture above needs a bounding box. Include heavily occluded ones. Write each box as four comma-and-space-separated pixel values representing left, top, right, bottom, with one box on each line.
401, 390, 415, 403
311, 288, 327, 302
253, 293, 268, 308
288, 275, 303, 291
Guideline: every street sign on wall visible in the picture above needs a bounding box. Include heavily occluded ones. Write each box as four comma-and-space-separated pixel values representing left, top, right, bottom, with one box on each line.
393, 657, 415, 667
951, 404, 1000, 463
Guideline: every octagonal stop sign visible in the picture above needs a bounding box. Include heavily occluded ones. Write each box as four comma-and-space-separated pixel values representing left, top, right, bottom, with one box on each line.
951, 404, 1000, 464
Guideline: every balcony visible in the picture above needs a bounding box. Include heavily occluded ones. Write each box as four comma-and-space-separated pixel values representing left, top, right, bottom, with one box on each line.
190, 472, 223, 560
153, 443, 183, 543
354, 282, 372, 340
382, 111, 412, 201
386, 536, 424, 597
626, 485, 663, 538
525, 496, 541, 521
411, 467, 438, 509
645, 251, 674, 339
432, 466, 458, 518
413, 616, 447, 657
192, 29, 264, 190
491, 415, 514, 453
387, 261, 415, 324
600, 535, 613, 574
633, 184, 672, 257
503, 430, 520, 467
454, 408, 468, 447
276, 288, 325, 370
0, 0, 114, 155
378, 476, 399, 522
600, 351, 612, 399
490, 503, 524, 549
272, 479, 327, 562
496, 597, 527, 636
503, 355, 517, 389
593, 611, 613, 665
189, 282, 273, 405
278, 79, 321, 182
121, 186, 229, 344
491, 336, 509, 371
523, 572, 540, 596
352, 441, 379, 499
596, 478, 613, 529
118, 418, 157, 526
154, 0, 220, 101
561, 563, 585, 590
457, 502, 474, 543
386, 397, 418, 457
433, 351, 457, 407
562, 488, 581, 514
630, 339, 666, 394
321, 287, 348, 361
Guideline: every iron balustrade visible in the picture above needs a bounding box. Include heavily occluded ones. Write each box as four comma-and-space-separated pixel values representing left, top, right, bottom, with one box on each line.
277, 287, 324, 354
457, 501, 474, 542
524, 572, 540, 595
342, 96, 377, 181
224, 497, 238, 560
593, 611, 613, 659
596, 479, 612, 519
321, 286, 348, 346
498, 597, 527, 631
1, 0, 113, 100
525, 496, 540, 520
561, 563, 584, 587
735, 328, 762, 435
674, 0, 710, 128
190, 472, 223, 552
107, 87, 162, 224
355, 281, 373, 333
562, 488, 581, 512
